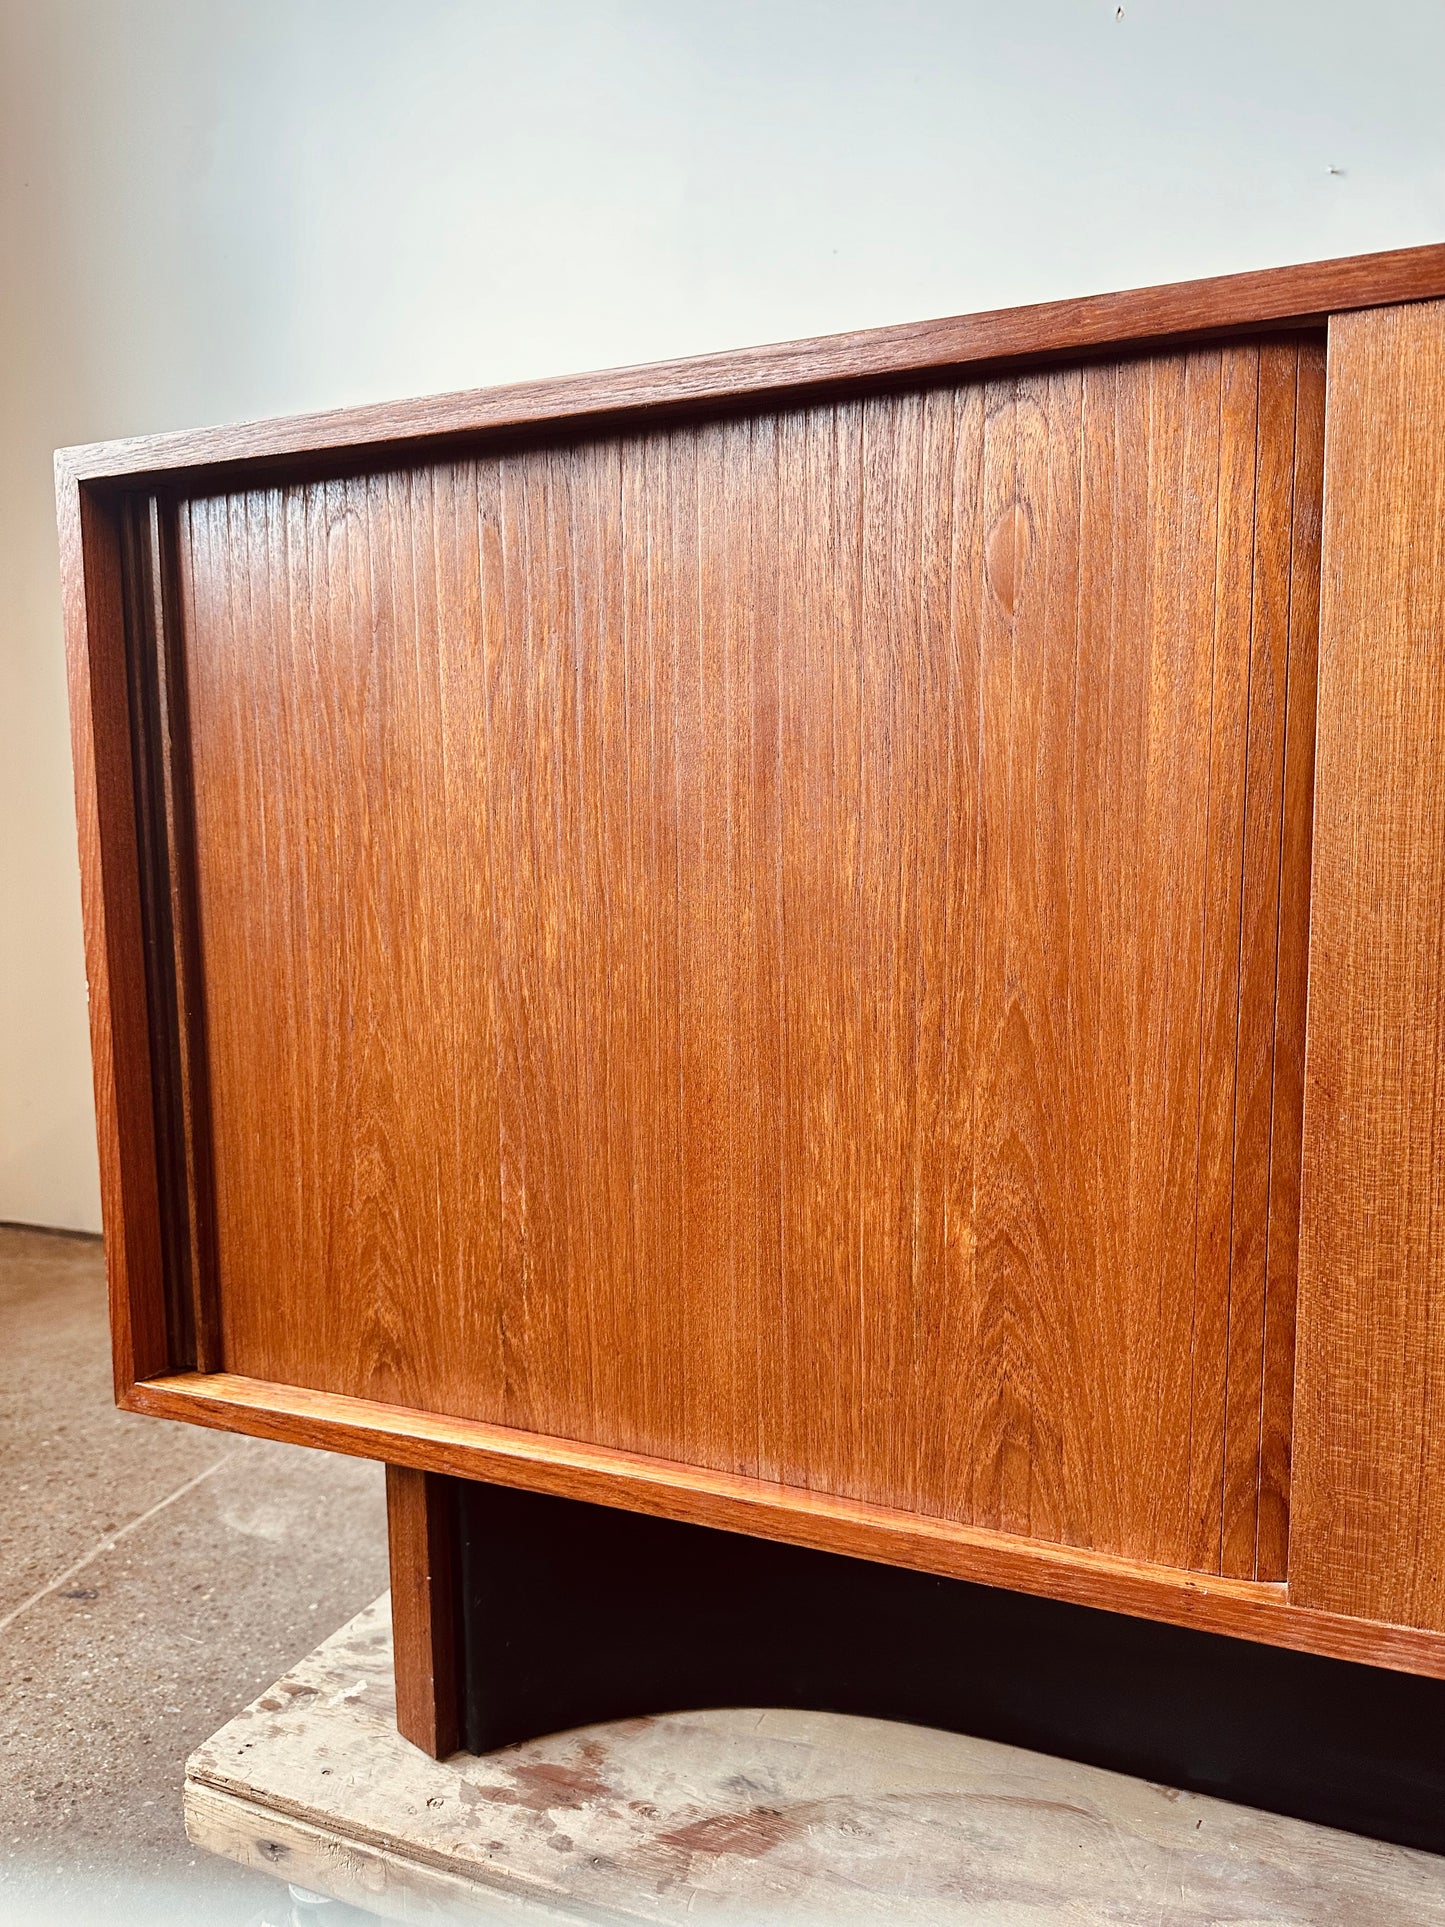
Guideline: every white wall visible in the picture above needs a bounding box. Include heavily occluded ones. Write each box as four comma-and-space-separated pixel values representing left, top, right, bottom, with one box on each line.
2, 0, 1442, 1233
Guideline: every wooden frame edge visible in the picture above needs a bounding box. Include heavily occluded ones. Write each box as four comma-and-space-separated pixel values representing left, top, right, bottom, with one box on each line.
57, 470, 169, 1391
182, 1777, 501, 1920
61, 467, 220, 1393
124, 1370, 1445, 1681
56, 243, 1445, 489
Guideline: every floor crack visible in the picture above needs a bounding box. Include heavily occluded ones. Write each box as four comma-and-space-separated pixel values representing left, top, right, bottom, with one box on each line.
0, 1451, 236, 1637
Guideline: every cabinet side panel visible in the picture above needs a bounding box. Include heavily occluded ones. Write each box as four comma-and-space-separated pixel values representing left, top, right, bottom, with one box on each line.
1291, 299, 1445, 1629
59, 481, 170, 1386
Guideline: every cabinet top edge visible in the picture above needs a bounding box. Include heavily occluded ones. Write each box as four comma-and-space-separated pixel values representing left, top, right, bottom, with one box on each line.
54, 241, 1445, 494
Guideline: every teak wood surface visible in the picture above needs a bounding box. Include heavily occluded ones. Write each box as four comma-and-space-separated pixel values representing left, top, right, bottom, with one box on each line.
383, 1466, 461, 1758
1291, 296, 1445, 1633
57, 245, 1445, 1686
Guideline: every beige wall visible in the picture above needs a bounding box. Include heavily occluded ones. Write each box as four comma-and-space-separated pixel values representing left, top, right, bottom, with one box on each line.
3, 0, 1443, 1233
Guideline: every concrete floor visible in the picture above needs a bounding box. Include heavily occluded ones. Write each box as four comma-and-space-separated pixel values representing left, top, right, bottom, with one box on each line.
0, 1225, 391, 1926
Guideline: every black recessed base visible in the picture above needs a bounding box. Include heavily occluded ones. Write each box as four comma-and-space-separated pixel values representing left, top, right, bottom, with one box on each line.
455, 1480, 1445, 1856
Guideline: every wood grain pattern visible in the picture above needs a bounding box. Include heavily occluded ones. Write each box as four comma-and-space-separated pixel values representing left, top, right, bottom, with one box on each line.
385, 1465, 462, 1759
85, 252, 1445, 1682
166, 342, 1321, 1575
125, 1369, 1445, 1683
1257, 344, 1326, 1583
1291, 298, 1445, 1632
54, 242, 1445, 490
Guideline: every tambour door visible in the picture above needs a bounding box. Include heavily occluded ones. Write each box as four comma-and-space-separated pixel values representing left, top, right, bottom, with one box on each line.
165, 336, 1324, 1580
1291, 296, 1445, 1637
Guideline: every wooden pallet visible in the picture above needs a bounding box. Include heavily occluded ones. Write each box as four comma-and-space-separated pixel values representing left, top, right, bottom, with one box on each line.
184, 1596, 1445, 1925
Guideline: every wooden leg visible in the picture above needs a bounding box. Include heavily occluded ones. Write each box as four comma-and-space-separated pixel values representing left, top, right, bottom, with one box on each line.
385, 1465, 463, 1758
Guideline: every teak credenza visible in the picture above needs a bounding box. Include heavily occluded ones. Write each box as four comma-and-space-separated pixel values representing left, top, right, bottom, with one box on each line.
59, 244, 1445, 1757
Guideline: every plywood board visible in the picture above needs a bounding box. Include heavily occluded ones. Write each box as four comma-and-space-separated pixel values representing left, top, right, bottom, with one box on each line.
185, 1597, 1445, 1926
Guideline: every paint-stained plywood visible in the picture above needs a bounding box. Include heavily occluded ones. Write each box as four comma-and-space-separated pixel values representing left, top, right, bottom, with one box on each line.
183, 1597, 1445, 1926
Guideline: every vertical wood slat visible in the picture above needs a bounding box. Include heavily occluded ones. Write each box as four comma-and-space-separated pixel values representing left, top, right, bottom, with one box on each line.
918, 382, 984, 1528
1220, 342, 1302, 1578
173, 341, 1320, 1577
1256, 340, 1327, 1582
146, 497, 222, 1375
1291, 299, 1445, 1630
776, 405, 830, 1491
63, 486, 223, 1385
1183, 348, 1258, 1575
386, 1465, 463, 1759
972, 372, 1038, 1541
119, 497, 200, 1374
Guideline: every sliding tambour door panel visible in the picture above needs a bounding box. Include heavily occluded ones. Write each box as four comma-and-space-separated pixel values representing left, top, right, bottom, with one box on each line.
177, 339, 1322, 1572
962, 341, 1320, 1575
1292, 299, 1445, 1631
